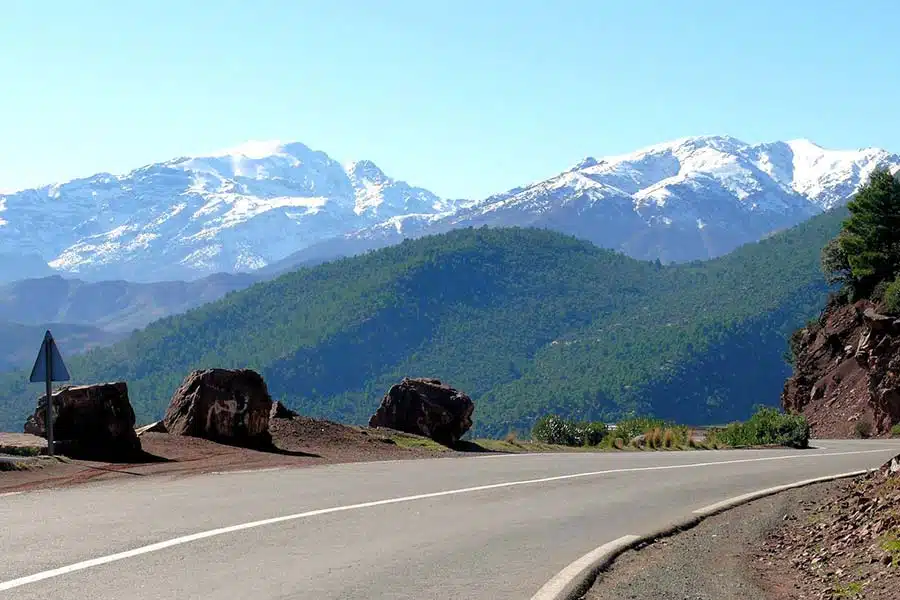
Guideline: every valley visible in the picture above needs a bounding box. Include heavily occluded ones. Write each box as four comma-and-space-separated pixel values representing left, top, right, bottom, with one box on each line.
0, 206, 845, 436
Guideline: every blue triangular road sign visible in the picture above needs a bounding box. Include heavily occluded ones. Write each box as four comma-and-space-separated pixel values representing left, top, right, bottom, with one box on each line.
29, 330, 71, 383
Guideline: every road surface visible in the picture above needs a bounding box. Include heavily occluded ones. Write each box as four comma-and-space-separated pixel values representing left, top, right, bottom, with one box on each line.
1, 439, 898, 599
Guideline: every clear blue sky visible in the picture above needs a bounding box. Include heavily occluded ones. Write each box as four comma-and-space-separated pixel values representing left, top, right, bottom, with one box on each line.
1, 0, 898, 199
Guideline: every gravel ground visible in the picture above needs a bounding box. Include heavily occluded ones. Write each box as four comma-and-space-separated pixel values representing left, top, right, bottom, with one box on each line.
582, 481, 843, 600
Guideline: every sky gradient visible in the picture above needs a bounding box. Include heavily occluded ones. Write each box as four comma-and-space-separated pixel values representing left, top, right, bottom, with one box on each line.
1, 0, 898, 198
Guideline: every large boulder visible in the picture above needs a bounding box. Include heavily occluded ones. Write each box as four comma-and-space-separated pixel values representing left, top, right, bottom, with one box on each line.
163, 369, 273, 447
368, 378, 474, 446
23, 382, 141, 459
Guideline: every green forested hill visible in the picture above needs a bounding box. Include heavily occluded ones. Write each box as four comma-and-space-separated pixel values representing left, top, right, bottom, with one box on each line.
0, 210, 845, 436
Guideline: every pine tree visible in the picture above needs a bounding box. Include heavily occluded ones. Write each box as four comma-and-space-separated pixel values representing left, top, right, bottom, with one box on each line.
838, 168, 900, 291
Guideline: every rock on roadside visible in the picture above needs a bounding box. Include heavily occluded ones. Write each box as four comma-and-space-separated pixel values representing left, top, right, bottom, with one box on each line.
163, 368, 273, 448
22, 381, 142, 460
270, 400, 298, 420
368, 377, 474, 446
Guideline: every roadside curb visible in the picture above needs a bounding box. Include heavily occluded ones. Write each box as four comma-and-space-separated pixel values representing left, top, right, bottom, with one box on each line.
529, 468, 874, 600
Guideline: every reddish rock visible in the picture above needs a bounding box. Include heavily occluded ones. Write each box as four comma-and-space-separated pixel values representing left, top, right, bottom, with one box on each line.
23, 381, 141, 459
163, 369, 273, 447
782, 299, 900, 437
369, 377, 474, 446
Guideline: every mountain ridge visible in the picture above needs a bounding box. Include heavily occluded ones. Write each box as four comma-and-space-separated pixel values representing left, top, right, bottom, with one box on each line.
1, 135, 896, 282
0, 208, 847, 435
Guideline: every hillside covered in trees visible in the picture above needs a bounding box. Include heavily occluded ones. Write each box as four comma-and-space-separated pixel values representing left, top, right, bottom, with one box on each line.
783, 169, 900, 437
0, 209, 846, 436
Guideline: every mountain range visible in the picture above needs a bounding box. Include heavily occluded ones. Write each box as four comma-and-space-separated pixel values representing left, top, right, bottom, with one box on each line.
0, 208, 845, 435
2, 136, 897, 282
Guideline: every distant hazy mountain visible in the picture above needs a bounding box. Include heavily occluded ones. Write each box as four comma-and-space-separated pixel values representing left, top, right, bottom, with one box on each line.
0, 321, 122, 373
0, 272, 259, 334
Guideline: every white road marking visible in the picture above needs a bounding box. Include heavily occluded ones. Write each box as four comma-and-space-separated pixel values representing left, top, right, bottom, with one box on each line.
0, 492, 22, 498
530, 535, 640, 600
0, 447, 892, 592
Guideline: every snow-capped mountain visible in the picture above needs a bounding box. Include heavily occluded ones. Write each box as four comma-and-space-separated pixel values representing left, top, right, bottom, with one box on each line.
1, 135, 897, 282
0, 141, 453, 282
271, 135, 900, 271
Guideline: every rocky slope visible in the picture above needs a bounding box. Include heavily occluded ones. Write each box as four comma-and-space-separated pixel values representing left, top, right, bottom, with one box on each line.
782, 299, 900, 437
755, 455, 900, 600
2, 136, 897, 282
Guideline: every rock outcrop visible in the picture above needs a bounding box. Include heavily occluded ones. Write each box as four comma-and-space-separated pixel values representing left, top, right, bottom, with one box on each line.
163, 369, 273, 447
782, 299, 900, 437
23, 381, 142, 459
269, 400, 298, 420
368, 378, 474, 446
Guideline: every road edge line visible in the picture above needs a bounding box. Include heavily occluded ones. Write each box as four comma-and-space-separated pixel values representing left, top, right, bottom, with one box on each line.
529, 468, 874, 600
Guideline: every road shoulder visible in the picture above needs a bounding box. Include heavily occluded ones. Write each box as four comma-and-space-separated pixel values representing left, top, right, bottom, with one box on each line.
582, 481, 841, 600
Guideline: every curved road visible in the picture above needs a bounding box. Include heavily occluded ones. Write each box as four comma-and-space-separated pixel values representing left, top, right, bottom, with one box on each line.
1, 439, 898, 599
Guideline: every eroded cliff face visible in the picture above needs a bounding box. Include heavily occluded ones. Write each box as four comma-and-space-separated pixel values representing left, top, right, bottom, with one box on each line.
782, 299, 900, 437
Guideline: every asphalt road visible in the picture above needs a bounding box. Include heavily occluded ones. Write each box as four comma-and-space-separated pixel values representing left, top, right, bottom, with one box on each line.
1, 439, 898, 600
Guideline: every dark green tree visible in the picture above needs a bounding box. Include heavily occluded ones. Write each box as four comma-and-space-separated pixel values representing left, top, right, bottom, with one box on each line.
820, 233, 853, 286
838, 168, 900, 291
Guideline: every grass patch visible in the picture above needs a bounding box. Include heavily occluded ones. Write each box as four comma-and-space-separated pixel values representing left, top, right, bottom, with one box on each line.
386, 432, 452, 452
831, 581, 865, 598
0, 445, 42, 457
880, 531, 900, 567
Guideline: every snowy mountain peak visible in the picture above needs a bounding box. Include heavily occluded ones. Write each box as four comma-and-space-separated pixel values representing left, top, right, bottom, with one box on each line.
1, 135, 897, 283
570, 156, 600, 171
347, 160, 389, 184
0, 141, 450, 281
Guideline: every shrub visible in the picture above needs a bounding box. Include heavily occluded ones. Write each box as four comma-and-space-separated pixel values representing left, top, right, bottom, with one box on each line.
872, 279, 891, 302
531, 415, 576, 445
531, 415, 607, 447
883, 277, 900, 315
854, 418, 873, 439
710, 406, 810, 449
891, 423, 900, 438
615, 416, 667, 441
580, 421, 608, 446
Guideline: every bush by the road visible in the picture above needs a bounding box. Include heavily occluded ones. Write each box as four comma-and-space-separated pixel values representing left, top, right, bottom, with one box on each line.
708, 407, 810, 449
531, 415, 607, 446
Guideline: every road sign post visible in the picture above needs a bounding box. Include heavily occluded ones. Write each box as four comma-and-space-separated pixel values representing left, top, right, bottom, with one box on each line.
29, 330, 70, 457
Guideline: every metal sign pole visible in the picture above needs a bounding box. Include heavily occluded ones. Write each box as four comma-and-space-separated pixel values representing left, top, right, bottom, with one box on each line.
29, 330, 69, 457
45, 338, 54, 457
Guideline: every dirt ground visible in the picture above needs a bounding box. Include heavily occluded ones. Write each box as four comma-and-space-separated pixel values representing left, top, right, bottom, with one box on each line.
0, 415, 463, 494
753, 463, 900, 600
